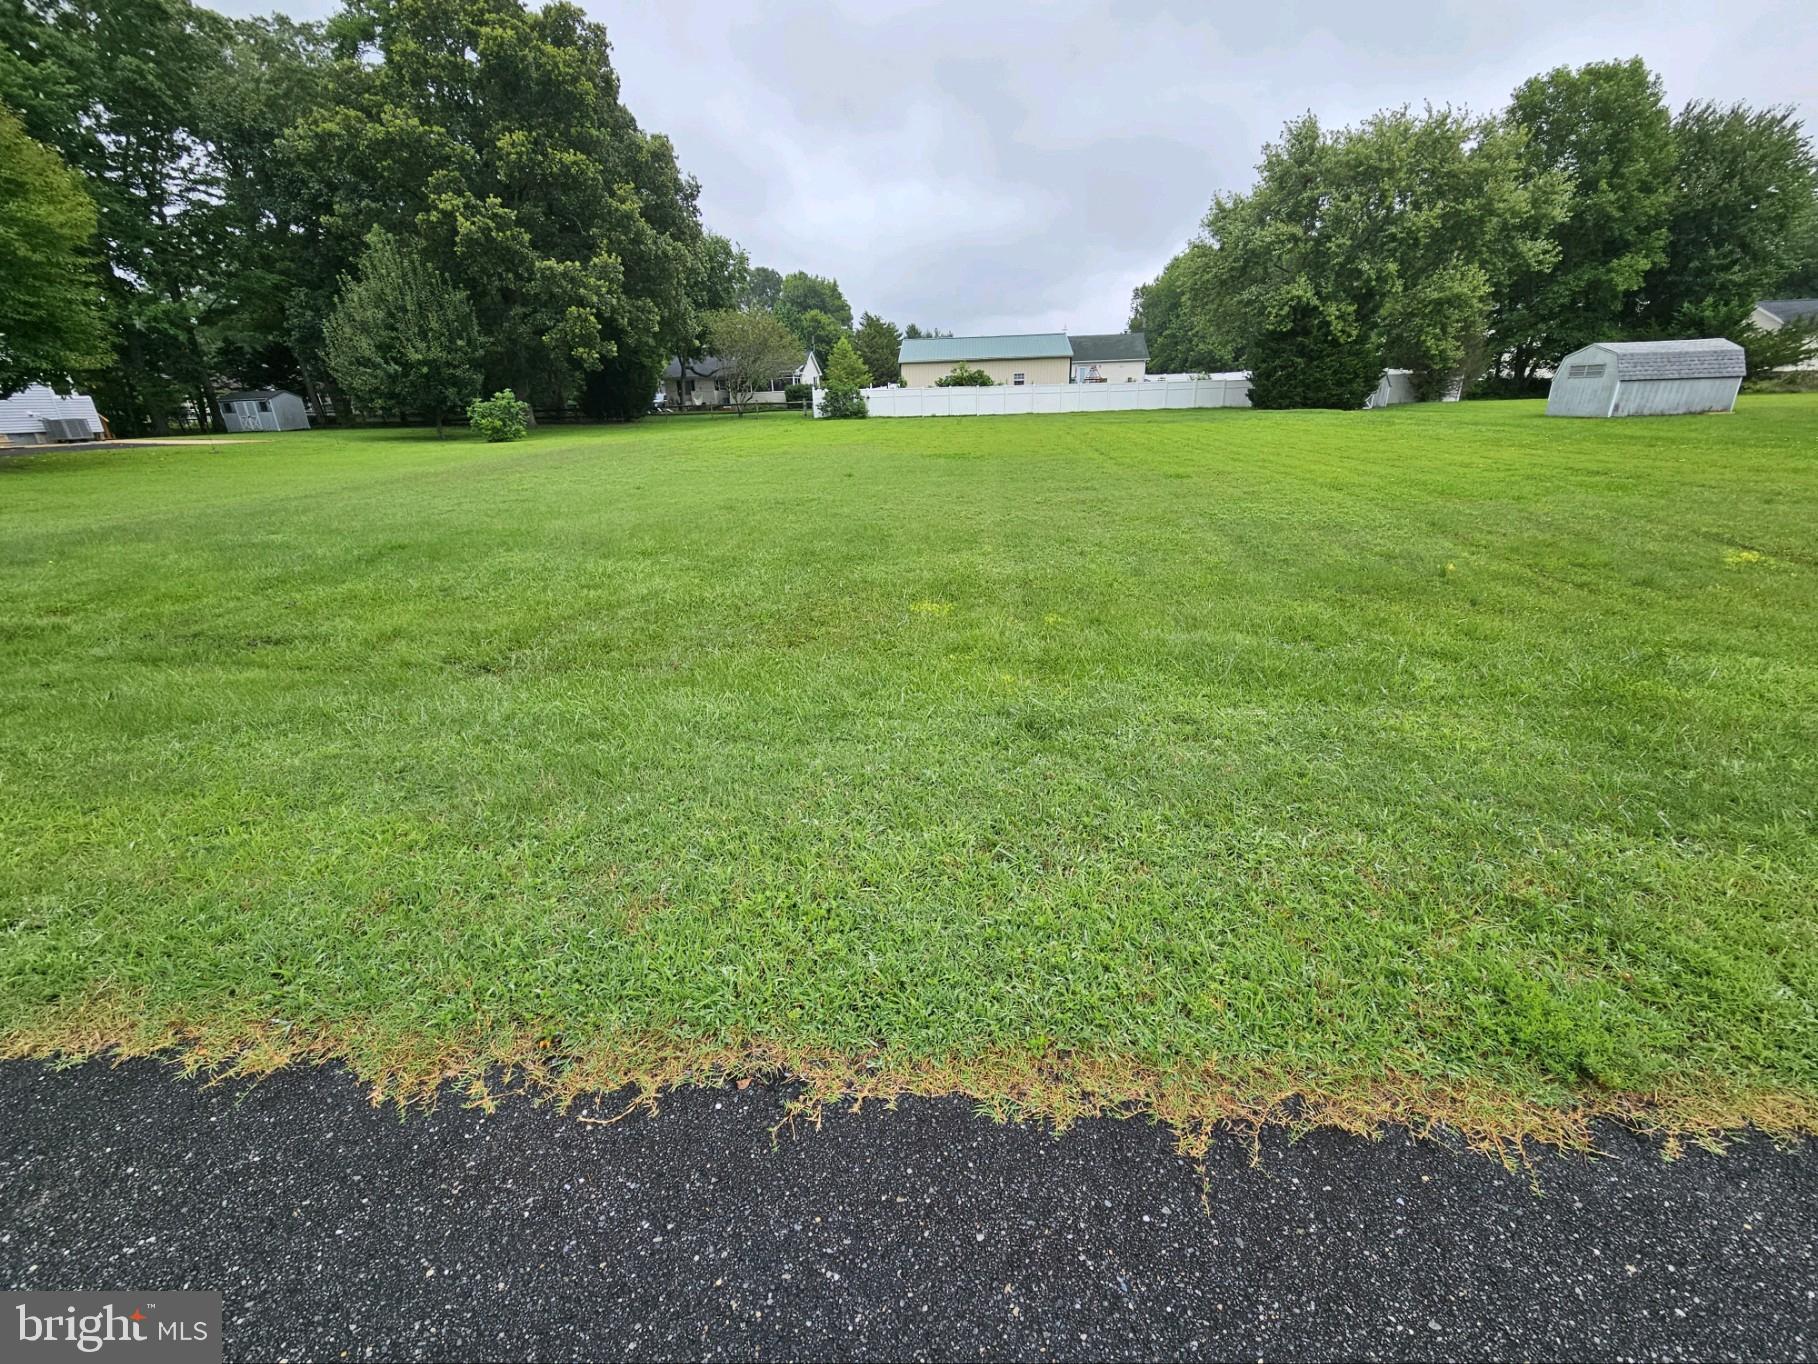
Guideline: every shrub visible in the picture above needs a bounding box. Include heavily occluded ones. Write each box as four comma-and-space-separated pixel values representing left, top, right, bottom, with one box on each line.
934, 363, 994, 387
783, 382, 812, 405
467, 389, 530, 441
1245, 299, 1380, 409
818, 387, 868, 419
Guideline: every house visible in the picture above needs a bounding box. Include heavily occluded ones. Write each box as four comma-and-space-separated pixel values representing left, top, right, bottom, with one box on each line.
219, 389, 311, 432
1545, 339, 1744, 418
0, 384, 104, 445
1750, 299, 1818, 370
1068, 333, 1149, 384
662, 350, 822, 407
897, 332, 1148, 388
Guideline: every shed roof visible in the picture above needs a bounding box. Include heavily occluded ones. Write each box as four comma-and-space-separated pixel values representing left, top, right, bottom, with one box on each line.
899, 333, 1073, 365
1068, 332, 1149, 363
1580, 339, 1745, 381
1756, 299, 1818, 325
219, 388, 297, 403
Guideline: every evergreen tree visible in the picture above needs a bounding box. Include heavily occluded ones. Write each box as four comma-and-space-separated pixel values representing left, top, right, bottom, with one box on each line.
324, 230, 481, 436
853, 313, 902, 385
822, 335, 873, 389
1245, 293, 1380, 410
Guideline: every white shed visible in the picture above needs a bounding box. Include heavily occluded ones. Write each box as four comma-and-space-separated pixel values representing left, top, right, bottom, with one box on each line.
219, 389, 311, 432
1545, 339, 1744, 418
0, 385, 104, 444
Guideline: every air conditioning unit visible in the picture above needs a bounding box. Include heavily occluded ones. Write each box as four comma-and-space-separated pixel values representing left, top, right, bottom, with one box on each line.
43, 418, 95, 442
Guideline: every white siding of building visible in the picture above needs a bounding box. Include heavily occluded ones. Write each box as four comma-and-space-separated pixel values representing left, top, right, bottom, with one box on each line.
1071, 359, 1146, 384
220, 391, 311, 431
0, 386, 103, 442
1546, 341, 1743, 418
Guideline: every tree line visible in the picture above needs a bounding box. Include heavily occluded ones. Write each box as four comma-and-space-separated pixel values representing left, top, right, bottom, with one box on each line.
0, 0, 944, 435
1130, 58, 1818, 406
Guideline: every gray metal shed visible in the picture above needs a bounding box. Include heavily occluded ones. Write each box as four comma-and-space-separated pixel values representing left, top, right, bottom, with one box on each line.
1545, 340, 1744, 418
218, 389, 311, 432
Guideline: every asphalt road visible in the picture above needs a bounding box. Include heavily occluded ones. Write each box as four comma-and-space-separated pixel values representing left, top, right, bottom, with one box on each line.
1, 1060, 1812, 1361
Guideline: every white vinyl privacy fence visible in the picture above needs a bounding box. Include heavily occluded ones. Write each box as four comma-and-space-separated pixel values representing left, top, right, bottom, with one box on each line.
818, 376, 1253, 419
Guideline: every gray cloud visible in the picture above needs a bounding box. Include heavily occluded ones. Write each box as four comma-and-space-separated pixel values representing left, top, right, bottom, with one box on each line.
212, 0, 1818, 334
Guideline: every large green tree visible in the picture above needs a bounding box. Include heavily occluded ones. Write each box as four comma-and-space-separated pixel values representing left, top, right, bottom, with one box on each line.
1497, 58, 1675, 377
1636, 101, 1818, 336
324, 228, 481, 435
741, 265, 782, 311
1129, 249, 1227, 374
0, 105, 109, 396
286, 0, 706, 421
1, 0, 233, 434
1185, 106, 1565, 400
852, 312, 902, 385
194, 13, 344, 414
776, 271, 852, 349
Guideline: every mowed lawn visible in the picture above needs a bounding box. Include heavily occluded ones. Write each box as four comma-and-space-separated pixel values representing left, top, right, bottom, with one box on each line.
3, 400, 1815, 1139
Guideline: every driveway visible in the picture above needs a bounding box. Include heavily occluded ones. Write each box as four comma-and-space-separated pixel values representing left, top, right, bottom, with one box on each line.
0, 1060, 1811, 1360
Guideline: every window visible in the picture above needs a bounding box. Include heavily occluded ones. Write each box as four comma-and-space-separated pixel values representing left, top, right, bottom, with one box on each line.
257, 400, 270, 412
1567, 363, 1606, 379
1012, 372, 1026, 385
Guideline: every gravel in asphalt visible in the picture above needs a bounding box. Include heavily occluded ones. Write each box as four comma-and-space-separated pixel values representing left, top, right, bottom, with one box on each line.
1, 1059, 1812, 1361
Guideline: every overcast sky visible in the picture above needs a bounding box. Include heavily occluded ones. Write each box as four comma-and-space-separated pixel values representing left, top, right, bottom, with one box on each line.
212, 0, 1817, 336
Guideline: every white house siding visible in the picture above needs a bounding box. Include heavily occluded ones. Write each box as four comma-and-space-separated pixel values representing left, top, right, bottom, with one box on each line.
0, 385, 103, 442
1071, 359, 1146, 384
1750, 304, 1818, 370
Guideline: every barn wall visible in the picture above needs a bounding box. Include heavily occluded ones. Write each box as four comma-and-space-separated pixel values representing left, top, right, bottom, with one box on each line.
1611, 377, 1741, 416
1545, 347, 1620, 417
272, 393, 312, 430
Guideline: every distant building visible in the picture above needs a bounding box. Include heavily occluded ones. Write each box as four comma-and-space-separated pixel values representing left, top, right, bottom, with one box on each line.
661, 350, 822, 407
219, 389, 311, 432
1067, 333, 1150, 384
1545, 340, 1744, 418
897, 333, 1148, 388
0, 385, 104, 445
1750, 299, 1818, 370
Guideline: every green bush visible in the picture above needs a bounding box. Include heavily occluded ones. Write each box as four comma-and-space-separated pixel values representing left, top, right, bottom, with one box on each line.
1245, 300, 1380, 409
934, 363, 994, 387
466, 389, 530, 441
783, 382, 812, 405
818, 386, 868, 419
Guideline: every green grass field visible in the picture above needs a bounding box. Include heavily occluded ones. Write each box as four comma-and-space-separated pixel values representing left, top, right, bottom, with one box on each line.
3, 400, 1815, 1144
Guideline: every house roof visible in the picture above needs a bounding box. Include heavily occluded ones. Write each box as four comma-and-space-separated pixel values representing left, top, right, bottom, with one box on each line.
219, 388, 296, 403
1756, 299, 1818, 324
899, 333, 1073, 365
663, 353, 810, 381
1068, 332, 1148, 363
1578, 339, 1745, 381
